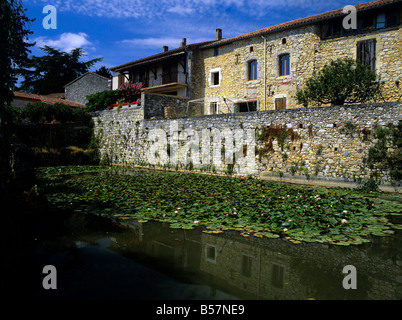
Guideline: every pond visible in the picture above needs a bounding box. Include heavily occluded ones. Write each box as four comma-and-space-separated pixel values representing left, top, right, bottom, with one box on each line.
31, 167, 402, 300
34, 207, 402, 300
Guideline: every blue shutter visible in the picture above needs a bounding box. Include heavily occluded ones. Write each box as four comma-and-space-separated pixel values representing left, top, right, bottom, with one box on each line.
280, 54, 289, 76
249, 60, 257, 80
254, 61, 257, 79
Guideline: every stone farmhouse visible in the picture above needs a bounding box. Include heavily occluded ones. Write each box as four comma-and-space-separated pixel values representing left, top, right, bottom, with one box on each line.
111, 0, 401, 115
64, 71, 111, 106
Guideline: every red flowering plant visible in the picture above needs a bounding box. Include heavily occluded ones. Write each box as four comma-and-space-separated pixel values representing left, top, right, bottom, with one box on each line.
119, 81, 142, 105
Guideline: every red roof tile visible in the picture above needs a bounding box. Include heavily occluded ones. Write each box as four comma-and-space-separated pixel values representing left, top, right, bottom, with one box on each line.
111, 40, 216, 72
200, 0, 400, 49
13, 92, 84, 107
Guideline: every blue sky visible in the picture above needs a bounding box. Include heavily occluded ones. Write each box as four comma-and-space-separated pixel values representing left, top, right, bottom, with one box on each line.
24, 0, 369, 72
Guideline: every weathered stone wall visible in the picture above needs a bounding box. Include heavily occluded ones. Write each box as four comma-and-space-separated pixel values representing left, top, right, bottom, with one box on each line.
65, 72, 110, 105
141, 92, 202, 119
92, 102, 401, 187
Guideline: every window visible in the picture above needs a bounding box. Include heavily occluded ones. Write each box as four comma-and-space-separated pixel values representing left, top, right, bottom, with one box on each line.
213, 72, 219, 85
235, 101, 258, 113
118, 73, 125, 87
357, 39, 376, 71
279, 54, 290, 76
205, 245, 216, 263
272, 264, 284, 288
275, 97, 286, 110
214, 47, 219, 57
209, 101, 218, 115
241, 256, 252, 277
375, 13, 386, 29
248, 60, 257, 80
209, 68, 221, 86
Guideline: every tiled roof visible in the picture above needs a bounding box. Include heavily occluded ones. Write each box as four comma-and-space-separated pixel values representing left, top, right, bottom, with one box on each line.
63, 71, 111, 88
13, 91, 84, 107
111, 40, 216, 72
200, 0, 400, 49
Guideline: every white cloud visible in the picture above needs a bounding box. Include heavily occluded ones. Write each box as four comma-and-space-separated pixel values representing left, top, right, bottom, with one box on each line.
31, 0, 353, 19
167, 5, 195, 15
121, 36, 211, 49
34, 32, 93, 52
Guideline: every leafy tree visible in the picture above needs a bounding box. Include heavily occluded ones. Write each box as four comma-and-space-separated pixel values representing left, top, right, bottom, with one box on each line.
296, 58, 381, 107
0, 0, 34, 196
0, 0, 34, 107
18, 46, 102, 94
95, 66, 112, 79
365, 122, 402, 183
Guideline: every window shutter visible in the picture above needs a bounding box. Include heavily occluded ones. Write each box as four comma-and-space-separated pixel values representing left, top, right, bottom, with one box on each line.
367, 39, 376, 71
275, 97, 286, 110
357, 39, 376, 71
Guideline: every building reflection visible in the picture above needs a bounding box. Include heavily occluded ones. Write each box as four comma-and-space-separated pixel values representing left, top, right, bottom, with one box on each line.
108, 218, 402, 300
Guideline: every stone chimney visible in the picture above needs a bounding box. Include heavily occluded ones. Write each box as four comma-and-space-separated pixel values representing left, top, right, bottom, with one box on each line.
216, 28, 222, 41
180, 38, 187, 47
163, 46, 169, 52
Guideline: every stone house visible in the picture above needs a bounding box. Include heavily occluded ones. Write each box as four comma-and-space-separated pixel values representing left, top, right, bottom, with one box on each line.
64, 71, 111, 105
110, 38, 216, 97
111, 0, 401, 115
196, 0, 402, 114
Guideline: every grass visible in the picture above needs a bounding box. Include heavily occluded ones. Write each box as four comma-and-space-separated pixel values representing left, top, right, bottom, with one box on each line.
35, 165, 402, 246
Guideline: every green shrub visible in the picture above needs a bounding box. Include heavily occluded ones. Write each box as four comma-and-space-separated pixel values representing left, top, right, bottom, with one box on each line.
19, 101, 90, 124
296, 58, 381, 106
86, 89, 121, 112
20, 101, 49, 124
365, 121, 402, 183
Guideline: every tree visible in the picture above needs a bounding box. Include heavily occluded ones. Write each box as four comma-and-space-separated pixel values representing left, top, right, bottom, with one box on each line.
366, 122, 402, 182
95, 66, 112, 79
0, 0, 34, 197
18, 46, 102, 94
296, 58, 381, 107
0, 0, 34, 107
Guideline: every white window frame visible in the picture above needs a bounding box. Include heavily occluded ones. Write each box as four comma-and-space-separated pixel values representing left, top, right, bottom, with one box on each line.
209, 67, 221, 87
205, 244, 217, 264
273, 94, 287, 110
209, 101, 219, 115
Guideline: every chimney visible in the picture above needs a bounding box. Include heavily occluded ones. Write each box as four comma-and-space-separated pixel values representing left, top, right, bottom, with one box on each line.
180, 38, 187, 47
163, 45, 169, 52
215, 28, 222, 41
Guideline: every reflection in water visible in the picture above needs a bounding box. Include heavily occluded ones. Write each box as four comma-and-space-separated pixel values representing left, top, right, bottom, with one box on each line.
35, 213, 402, 300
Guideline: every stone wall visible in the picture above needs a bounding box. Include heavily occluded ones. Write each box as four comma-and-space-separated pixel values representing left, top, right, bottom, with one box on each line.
65, 72, 110, 105
92, 102, 401, 188
141, 92, 202, 119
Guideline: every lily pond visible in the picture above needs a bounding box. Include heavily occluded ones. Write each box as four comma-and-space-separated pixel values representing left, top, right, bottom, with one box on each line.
34, 165, 402, 299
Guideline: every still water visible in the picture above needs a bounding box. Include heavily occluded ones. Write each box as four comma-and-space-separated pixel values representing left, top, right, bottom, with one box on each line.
34, 210, 402, 300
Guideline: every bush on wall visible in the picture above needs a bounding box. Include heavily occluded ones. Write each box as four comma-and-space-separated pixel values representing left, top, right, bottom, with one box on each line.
15, 101, 91, 125
85, 81, 142, 112
86, 89, 122, 112
296, 58, 381, 107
